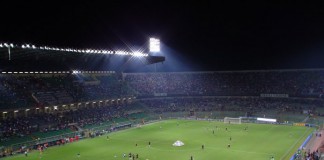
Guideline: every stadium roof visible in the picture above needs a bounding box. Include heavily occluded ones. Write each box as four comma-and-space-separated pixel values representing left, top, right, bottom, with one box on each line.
0, 43, 165, 72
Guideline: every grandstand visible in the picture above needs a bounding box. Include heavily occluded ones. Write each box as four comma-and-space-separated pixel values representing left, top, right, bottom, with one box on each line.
0, 43, 323, 160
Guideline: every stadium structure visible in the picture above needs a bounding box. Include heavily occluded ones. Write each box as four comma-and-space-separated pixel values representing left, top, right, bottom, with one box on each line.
0, 41, 324, 160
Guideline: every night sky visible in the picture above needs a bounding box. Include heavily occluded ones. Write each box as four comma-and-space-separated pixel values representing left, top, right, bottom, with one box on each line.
1, 1, 324, 71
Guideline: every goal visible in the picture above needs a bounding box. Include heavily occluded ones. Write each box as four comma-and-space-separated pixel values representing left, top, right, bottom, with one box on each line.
224, 117, 242, 124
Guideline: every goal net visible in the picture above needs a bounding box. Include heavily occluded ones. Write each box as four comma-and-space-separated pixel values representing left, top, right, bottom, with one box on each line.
224, 117, 242, 124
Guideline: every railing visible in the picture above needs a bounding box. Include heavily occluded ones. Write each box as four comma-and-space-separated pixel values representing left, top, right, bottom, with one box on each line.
9, 131, 80, 152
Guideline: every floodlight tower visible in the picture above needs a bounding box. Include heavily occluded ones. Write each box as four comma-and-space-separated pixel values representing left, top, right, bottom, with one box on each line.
149, 38, 161, 72
149, 38, 160, 53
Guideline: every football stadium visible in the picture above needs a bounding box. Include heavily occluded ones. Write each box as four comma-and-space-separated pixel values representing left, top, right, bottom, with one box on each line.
1, 2, 324, 160
0, 42, 323, 160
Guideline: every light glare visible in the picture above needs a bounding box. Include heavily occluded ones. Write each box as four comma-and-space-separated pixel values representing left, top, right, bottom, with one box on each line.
150, 38, 160, 52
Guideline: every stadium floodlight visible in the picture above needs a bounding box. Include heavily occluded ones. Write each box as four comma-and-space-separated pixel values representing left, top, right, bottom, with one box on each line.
0, 44, 3, 47
115, 50, 122, 55
132, 51, 148, 57
10, 43, 14, 47
133, 51, 143, 57
150, 38, 160, 52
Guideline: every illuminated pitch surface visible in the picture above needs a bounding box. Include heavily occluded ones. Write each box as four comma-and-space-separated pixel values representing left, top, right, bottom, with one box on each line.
6, 120, 312, 160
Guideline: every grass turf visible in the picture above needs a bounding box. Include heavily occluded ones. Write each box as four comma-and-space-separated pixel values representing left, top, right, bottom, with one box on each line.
5, 119, 313, 160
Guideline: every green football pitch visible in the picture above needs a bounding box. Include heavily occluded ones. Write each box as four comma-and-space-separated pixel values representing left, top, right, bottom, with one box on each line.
5, 119, 313, 160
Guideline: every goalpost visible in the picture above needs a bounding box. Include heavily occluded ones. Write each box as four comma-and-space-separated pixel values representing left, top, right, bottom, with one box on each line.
224, 117, 242, 124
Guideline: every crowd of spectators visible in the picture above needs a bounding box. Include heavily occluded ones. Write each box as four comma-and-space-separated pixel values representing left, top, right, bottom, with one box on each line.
0, 73, 124, 109
0, 103, 132, 144
0, 76, 34, 109
124, 70, 324, 98
0, 70, 323, 109
140, 97, 323, 118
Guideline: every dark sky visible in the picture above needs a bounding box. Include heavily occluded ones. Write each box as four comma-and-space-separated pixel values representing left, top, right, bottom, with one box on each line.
1, 1, 324, 71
